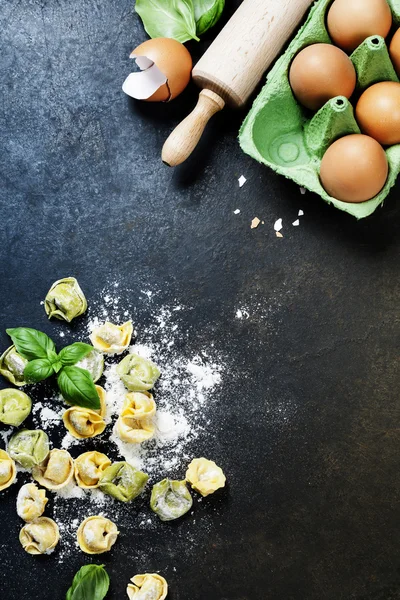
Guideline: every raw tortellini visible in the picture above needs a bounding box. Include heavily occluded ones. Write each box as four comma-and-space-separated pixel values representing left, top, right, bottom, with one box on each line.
116, 392, 156, 444
76, 347, 104, 382
75, 451, 111, 489
17, 483, 48, 522
150, 479, 193, 522
127, 573, 168, 600
19, 516, 59, 555
0, 389, 31, 426
185, 458, 226, 497
99, 461, 148, 502
32, 449, 74, 490
8, 429, 50, 468
44, 277, 87, 322
0, 449, 16, 491
62, 385, 107, 439
77, 515, 119, 554
0, 345, 28, 386
117, 354, 160, 391
90, 321, 133, 355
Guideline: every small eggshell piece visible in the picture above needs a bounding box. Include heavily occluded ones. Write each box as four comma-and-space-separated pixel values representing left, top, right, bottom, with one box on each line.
289, 44, 356, 111
327, 0, 392, 53
356, 82, 400, 146
320, 134, 388, 203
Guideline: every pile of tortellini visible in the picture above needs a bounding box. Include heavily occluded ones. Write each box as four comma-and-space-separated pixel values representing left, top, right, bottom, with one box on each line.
0, 277, 227, 579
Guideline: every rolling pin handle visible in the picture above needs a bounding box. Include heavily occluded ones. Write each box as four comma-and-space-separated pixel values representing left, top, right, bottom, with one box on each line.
162, 89, 225, 167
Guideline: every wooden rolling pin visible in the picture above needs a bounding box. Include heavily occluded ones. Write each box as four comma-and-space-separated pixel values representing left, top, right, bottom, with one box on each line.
162, 0, 313, 166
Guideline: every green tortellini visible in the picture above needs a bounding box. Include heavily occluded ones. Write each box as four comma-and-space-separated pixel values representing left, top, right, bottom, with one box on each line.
99, 461, 148, 502
8, 429, 50, 468
0, 389, 32, 426
150, 478, 193, 522
0, 345, 28, 386
76, 347, 104, 382
44, 277, 87, 322
117, 354, 160, 392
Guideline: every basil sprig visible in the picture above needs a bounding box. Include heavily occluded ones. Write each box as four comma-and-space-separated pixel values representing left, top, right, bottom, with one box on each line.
135, 0, 224, 42
66, 564, 110, 600
6, 328, 100, 410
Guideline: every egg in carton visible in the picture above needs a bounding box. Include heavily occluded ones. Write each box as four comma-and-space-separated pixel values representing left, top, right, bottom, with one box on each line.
239, 0, 400, 219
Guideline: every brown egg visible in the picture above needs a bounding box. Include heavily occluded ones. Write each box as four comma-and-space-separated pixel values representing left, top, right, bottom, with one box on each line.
320, 134, 388, 203
132, 38, 192, 102
356, 82, 400, 145
327, 0, 392, 53
289, 44, 356, 111
389, 28, 400, 76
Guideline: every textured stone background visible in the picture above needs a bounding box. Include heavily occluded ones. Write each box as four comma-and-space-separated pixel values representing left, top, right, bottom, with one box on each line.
0, 1, 400, 599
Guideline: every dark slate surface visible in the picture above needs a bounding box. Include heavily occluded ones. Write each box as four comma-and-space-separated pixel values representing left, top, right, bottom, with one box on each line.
1, 1, 400, 599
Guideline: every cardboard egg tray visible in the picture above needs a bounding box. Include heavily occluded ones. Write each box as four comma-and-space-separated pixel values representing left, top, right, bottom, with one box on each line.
239, 0, 400, 218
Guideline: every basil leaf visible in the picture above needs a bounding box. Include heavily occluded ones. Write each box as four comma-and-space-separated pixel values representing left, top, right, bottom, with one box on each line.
66, 564, 109, 600
58, 366, 100, 410
52, 360, 63, 374
135, 0, 199, 43
194, 0, 225, 36
24, 359, 54, 383
59, 342, 94, 366
6, 327, 56, 361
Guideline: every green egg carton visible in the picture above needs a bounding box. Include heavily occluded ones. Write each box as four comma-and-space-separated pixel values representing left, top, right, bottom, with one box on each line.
239, 0, 400, 219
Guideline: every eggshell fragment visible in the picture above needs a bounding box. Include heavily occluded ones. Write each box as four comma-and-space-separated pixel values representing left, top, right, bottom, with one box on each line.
320, 134, 388, 203
122, 38, 192, 103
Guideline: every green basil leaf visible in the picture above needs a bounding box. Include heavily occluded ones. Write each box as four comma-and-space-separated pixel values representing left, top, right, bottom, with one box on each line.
193, 0, 225, 36
59, 342, 94, 366
47, 349, 59, 363
52, 360, 63, 374
58, 366, 100, 410
6, 327, 56, 361
135, 0, 199, 43
66, 564, 109, 600
24, 358, 54, 383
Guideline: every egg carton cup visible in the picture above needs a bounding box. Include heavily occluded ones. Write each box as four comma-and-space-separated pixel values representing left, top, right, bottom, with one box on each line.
239, 0, 400, 219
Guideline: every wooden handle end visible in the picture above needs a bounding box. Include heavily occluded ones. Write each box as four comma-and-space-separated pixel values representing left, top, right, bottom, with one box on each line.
162, 90, 225, 167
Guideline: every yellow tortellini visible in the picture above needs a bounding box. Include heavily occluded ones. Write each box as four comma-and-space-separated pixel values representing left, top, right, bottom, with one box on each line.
17, 483, 48, 522
116, 414, 155, 444
127, 573, 168, 600
44, 277, 87, 322
32, 449, 74, 490
0, 449, 16, 491
90, 321, 133, 355
19, 517, 59, 555
62, 387, 107, 440
0, 345, 28, 386
0, 389, 32, 426
76, 348, 104, 382
77, 515, 119, 554
185, 458, 226, 497
121, 391, 156, 420
74, 451, 111, 489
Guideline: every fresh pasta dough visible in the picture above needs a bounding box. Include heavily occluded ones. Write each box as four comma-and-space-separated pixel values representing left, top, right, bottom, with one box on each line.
127, 573, 168, 600
7, 429, 49, 468
16, 483, 48, 522
116, 414, 155, 444
32, 449, 74, 490
116, 354, 160, 391
0, 345, 28, 386
76, 348, 104, 382
75, 451, 111, 489
185, 458, 226, 497
99, 462, 148, 502
0, 389, 31, 426
19, 517, 60, 555
77, 515, 119, 554
63, 405, 106, 439
121, 391, 156, 420
150, 479, 193, 522
44, 277, 87, 322
90, 321, 133, 355
0, 449, 16, 491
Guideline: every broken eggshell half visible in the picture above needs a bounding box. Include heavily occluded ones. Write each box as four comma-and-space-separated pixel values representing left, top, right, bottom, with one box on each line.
122, 37, 192, 102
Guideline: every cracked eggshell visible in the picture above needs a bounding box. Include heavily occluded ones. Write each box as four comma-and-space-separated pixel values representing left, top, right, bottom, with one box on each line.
123, 37, 192, 102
